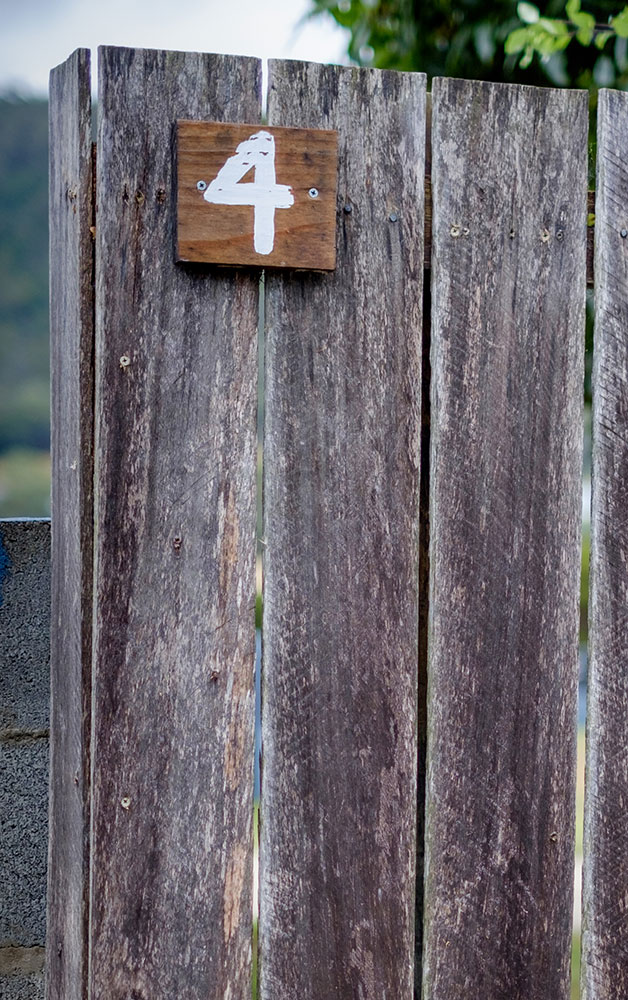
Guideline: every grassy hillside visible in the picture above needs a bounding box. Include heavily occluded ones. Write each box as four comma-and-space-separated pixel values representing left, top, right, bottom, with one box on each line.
0, 94, 50, 516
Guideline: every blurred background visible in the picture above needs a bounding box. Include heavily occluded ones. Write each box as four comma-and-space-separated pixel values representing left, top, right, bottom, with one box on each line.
2, 2, 622, 996
1, 0, 618, 518
0, 0, 348, 517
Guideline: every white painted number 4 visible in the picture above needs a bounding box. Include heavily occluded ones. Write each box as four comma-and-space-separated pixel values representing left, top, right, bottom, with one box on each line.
200, 130, 294, 256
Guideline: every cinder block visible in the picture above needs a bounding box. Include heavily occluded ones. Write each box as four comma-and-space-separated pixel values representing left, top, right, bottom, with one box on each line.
0, 519, 50, 996
0, 975, 45, 1000
0, 521, 50, 733
0, 740, 49, 946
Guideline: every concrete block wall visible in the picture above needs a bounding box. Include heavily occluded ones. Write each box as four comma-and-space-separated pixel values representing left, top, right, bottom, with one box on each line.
0, 519, 50, 999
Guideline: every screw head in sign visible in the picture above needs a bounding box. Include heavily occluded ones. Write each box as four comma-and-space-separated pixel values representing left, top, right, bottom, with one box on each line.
309, 188, 319, 199
197, 180, 207, 191
621, 228, 628, 238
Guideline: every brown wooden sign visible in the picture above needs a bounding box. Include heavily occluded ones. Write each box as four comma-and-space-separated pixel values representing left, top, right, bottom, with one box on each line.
176, 121, 338, 270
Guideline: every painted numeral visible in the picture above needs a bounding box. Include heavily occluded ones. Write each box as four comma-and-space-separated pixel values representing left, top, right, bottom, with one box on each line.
202, 130, 294, 255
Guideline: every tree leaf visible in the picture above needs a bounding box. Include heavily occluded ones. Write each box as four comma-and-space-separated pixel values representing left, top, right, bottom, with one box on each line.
520, 45, 535, 66
571, 11, 595, 29
518, 2, 540, 24
505, 27, 533, 53
611, 7, 628, 37
594, 54, 616, 82
576, 25, 595, 44
537, 17, 569, 35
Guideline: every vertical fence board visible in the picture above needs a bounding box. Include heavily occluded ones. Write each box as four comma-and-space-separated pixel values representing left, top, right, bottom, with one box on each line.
260, 61, 426, 1000
424, 78, 587, 1000
583, 88, 628, 1000
90, 47, 260, 999
47, 48, 94, 1000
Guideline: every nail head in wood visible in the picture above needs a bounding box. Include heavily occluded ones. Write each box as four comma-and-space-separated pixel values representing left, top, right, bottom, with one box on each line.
176, 120, 338, 270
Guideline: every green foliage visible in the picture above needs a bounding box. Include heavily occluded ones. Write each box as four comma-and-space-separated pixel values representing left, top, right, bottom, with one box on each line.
505, 0, 628, 75
0, 448, 50, 518
310, 0, 628, 89
0, 95, 50, 455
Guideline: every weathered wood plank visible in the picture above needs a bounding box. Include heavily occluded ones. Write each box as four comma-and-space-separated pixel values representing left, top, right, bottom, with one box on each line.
424, 78, 587, 1000
260, 61, 426, 1000
415, 273, 432, 1000
90, 46, 260, 999
582, 87, 628, 1000
46, 48, 94, 1000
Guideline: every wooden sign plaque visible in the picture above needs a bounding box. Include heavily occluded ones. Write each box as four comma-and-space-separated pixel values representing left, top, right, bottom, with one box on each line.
176, 121, 338, 270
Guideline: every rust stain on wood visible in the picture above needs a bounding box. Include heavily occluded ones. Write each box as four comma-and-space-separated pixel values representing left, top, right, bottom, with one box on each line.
223, 843, 247, 944
218, 482, 239, 599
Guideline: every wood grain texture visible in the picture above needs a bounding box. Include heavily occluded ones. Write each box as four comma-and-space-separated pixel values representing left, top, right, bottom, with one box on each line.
177, 120, 338, 269
582, 88, 628, 1000
415, 275, 432, 1000
90, 47, 260, 999
46, 48, 94, 1000
424, 78, 587, 1000
260, 60, 426, 1000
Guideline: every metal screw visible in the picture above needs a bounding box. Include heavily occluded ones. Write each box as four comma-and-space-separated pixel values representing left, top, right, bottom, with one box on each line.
621, 229, 628, 238
541, 229, 550, 244
450, 224, 461, 238
343, 204, 352, 214
197, 180, 207, 192
308, 187, 319, 199
389, 212, 398, 223
556, 230, 564, 242
120, 796, 131, 810
119, 355, 131, 369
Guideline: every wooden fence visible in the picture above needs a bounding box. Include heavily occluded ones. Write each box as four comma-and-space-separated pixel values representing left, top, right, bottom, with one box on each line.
46, 45, 628, 1000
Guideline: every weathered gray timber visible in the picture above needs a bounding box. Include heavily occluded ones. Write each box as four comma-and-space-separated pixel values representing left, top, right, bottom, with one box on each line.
415, 277, 431, 1000
260, 61, 426, 1000
47, 48, 94, 1000
89, 47, 260, 999
424, 78, 587, 1000
582, 87, 628, 1000
0, 520, 50, 1000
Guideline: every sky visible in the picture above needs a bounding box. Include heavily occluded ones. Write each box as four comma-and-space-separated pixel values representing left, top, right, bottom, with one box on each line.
0, 0, 349, 96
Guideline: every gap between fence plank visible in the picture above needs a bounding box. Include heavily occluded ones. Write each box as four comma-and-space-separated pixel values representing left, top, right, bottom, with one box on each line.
260, 60, 426, 1000
582, 87, 628, 1000
47, 47, 94, 1000
89, 46, 260, 1000
424, 77, 587, 1000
